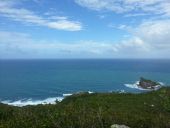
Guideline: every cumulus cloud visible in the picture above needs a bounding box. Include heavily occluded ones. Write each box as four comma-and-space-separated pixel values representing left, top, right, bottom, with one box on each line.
133, 20, 170, 48
0, 1, 169, 58
0, 1, 82, 31
1, 19, 170, 59
118, 19, 170, 57
82, 0, 169, 58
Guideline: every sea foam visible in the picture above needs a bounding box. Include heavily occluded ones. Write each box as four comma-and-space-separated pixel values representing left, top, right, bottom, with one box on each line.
1, 91, 95, 107
1, 97, 64, 107
124, 81, 163, 90
63, 93, 72, 97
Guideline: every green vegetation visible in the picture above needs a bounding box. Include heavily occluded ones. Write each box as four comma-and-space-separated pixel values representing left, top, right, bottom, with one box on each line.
140, 77, 160, 85
0, 87, 170, 128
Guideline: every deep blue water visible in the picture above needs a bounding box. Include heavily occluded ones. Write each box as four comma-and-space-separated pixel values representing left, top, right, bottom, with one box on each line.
0, 59, 170, 105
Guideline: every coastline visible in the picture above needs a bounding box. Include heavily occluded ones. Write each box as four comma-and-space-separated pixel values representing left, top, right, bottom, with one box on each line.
0, 91, 94, 107
0, 87, 170, 128
0, 82, 164, 107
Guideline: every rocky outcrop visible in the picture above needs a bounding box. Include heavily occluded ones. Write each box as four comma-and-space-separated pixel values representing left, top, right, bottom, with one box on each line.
138, 77, 161, 90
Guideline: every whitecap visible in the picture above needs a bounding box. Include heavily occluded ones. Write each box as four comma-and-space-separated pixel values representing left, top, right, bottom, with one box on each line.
1, 97, 64, 107
124, 81, 162, 90
1, 91, 95, 107
63, 93, 72, 97
159, 82, 164, 85
88, 91, 94, 94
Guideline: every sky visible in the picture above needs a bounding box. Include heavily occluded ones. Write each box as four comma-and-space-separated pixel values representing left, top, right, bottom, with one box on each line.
0, 0, 170, 59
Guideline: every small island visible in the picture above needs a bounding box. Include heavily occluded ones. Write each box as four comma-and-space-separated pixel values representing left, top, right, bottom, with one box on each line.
138, 77, 161, 90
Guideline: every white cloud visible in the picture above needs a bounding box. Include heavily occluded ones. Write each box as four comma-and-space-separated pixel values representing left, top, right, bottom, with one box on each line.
74, 0, 170, 17
108, 24, 129, 30
132, 20, 170, 49
1, 20, 170, 59
124, 13, 150, 17
0, 31, 115, 58
75, 0, 126, 13
47, 20, 82, 31
117, 19, 170, 57
0, 0, 170, 58
48, 16, 68, 20
93, 0, 170, 58
0, 1, 82, 31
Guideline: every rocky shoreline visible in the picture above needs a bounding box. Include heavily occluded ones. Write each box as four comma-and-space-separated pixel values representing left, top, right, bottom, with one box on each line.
138, 77, 161, 90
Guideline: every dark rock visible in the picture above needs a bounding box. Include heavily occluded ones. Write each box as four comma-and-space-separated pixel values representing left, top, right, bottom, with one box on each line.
138, 77, 161, 90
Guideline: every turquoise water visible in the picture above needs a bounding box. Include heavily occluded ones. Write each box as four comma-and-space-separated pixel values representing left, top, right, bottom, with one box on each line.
0, 59, 170, 106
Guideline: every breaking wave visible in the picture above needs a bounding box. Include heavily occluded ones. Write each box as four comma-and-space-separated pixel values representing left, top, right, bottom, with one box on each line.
1, 97, 64, 107
124, 81, 163, 90
0, 91, 94, 107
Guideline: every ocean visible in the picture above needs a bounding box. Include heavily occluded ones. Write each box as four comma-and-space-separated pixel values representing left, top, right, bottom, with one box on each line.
0, 59, 170, 106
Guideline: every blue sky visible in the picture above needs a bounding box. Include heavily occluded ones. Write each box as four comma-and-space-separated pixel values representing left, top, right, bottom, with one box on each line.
0, 0, 170, 58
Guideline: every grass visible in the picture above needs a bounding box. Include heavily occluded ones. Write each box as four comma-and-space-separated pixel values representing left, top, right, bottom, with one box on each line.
0, 87, 170, 128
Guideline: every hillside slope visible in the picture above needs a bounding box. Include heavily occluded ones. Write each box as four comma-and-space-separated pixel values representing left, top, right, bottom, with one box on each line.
0, 87, 170, 128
